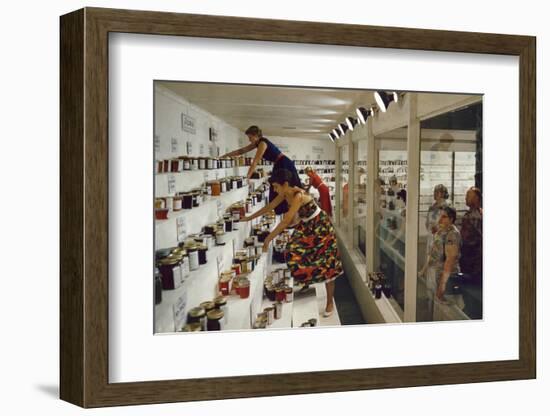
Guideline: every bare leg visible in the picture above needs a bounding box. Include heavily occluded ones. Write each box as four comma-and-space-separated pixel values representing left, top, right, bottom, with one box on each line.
325, 280, 335, 312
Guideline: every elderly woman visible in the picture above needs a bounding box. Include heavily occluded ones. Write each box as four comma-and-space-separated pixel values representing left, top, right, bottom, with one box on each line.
423, 206, 461, 320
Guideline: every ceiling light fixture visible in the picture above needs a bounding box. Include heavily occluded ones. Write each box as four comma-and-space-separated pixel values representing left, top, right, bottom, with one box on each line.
345, 116, 358, 131
356, 107, 374, 124
374, 91, 400, 112
338, 123, 349, 136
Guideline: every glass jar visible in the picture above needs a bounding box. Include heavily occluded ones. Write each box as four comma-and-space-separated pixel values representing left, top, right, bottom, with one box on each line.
187, 306, 206, 331
238, 276, 250, 299
173, 195, 183, 211
190, 158, 198, 171
219, 273, 232, 296
187, 245, 199, 271
264, 307, 275, 325
200, 301, 216, 314
210, 181, 221, 196
155, 208, 169, 220
157, 258, 182, 290
182, 193, 193, 209
215, 230, 225, 245
275, 287, 285, 302
214, 295, 228, 325
285, 286, 293, 302
182, 157, 191, 171
197, 244, 208, 265
207, 157, 214, 170
198, 157, 206, 170
163, 159, 170, 173
204, 224, 217, 236
170, 159, 180, 173
206, 309, 224, 331
274, 301, 283, 319
182, 322, 202, 332
224, 215, 233, 233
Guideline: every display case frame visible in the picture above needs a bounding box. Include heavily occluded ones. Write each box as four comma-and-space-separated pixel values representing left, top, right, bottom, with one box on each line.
60, 7, 536, 407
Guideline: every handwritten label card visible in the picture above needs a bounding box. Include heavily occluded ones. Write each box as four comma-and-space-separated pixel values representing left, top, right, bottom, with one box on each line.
173, 294, 188, 331
154, 134, 160, 153
186, 141, 192, 155
199, 144, 205, 155
171, 137, 178, 154
176, 216, 187, 242
167, 174, 176, 195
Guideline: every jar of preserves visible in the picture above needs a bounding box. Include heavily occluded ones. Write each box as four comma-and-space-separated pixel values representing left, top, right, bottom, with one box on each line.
182, 193, 193, 209
157, 258, 182, 290
187, 306, 206, 331
173, 195, 183, 211
198, 157, 206, 170
238, 276, 250, 299
155, 208, 169, 220
206, 157, 214, 170
187, 245, 199, 271
210, 181, 221, 196
214, 295, 228, 325
218, 273, 232, 296
275, 287, 285, 302
215, 230, 225, 245
224, 215, 233, 233
197, 244, 208, 265
285, 286, 293, 302
206, 309, 224, 331
264, 307, 275, 325
200, 301, 216, 314
182, 157, 191, 171
182, 322, 202, 332
274, 301, 283, 319
190, 157, 198, 171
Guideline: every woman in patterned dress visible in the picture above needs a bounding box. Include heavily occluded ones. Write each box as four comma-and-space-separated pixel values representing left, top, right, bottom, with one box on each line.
244, 169, 343, 316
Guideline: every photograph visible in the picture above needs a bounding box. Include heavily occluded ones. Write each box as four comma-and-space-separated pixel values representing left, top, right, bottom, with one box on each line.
153, 82, 483, 333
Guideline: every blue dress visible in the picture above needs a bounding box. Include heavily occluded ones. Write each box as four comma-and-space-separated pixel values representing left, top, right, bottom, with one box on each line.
258, 137, 302, 214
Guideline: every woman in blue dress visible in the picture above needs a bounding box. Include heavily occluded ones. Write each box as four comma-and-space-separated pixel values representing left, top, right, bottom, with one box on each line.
221, 125, 302, 214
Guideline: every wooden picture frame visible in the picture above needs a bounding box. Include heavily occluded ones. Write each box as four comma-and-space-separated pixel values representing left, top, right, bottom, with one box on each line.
60, 7, 536, 408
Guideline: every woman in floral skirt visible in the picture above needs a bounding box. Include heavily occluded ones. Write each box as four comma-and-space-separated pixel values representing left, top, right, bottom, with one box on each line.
244, 169, 343, 316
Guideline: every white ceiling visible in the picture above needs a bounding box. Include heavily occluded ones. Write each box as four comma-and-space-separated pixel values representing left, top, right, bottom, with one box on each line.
158, 81, 377, 140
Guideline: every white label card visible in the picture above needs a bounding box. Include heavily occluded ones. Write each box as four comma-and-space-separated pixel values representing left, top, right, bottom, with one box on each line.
199, 144, 204, 155
173, 294, 188, 332
167, 174, 176, 194
176, 216, 187, 242
154, 134, 160, 153
186, 141, 192, 155
171, 137, 178, 154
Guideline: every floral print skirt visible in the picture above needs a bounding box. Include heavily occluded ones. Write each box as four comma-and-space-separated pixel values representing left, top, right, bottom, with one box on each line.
287, 210, 343, 285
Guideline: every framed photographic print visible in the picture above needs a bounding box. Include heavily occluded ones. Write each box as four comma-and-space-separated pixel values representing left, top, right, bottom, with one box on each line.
60, 7, 536, 408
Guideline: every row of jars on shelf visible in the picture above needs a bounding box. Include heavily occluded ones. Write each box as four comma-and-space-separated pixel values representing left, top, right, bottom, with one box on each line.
154, 178, 269, 220
293, 160, 336, 165
155, 205, 276, 301
298, 168, 335, 175
156, 156, 273, 174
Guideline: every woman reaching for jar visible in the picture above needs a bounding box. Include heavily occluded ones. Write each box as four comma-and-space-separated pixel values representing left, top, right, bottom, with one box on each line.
221, 125, 302, 215
242, 169, 343, 316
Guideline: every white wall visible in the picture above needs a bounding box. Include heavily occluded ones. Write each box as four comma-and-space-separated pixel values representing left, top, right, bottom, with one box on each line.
269, 136, 336, 161
155, 85, 242, 160
1, 1, 547, 416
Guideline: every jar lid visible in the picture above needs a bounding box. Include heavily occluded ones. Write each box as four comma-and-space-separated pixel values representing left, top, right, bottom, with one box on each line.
207, 309, 224, 320
188, 306, 206, 318
158, 257, 179, 265
182, 322, 202, 332
214, 295, 227, 306
200, 301, 215, 311
238, 277, 250, 287
216, 230, 224, 235
197, 244, 208, 250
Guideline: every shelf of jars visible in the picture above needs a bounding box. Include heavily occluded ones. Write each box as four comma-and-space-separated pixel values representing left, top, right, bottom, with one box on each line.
154, 202, 278, 333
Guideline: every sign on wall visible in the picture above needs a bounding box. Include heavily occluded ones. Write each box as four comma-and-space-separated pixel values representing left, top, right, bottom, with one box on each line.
181, 113, 196, 134
167, 174, 176, 194
312, 146, 324, 154
154, 134, 160, 153
176, 216, 187, 242
209, 127, 218, 142
186, 141, 192, 155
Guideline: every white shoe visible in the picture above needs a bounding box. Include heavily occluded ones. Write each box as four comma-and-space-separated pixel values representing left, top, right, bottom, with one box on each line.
323, 309, 334, 318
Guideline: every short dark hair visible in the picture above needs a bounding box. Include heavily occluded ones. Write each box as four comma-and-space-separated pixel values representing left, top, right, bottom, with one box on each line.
442, 206, 457, 223
245, 125, 262, 137
469, 186, 482, 204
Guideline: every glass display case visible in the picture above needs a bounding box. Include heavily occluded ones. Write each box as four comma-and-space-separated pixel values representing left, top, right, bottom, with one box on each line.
353, 140, 368, 257
374, 130, 408, 311
334, 94, 482, 323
